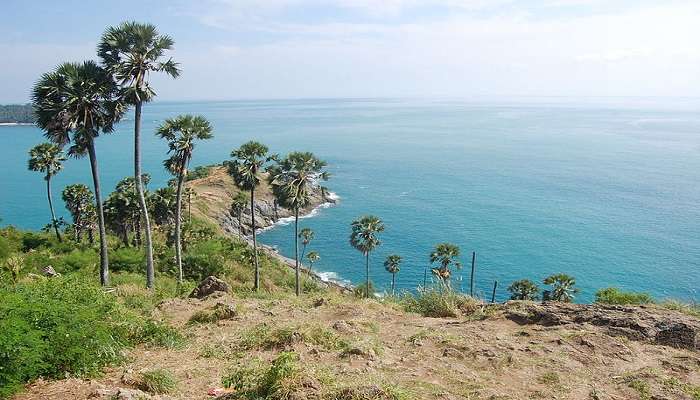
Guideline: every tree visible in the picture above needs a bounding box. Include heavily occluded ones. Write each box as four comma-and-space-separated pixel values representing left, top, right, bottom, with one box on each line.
507, 279, 540, 301
349, 215, 384, 298
157, 114, 213, 283
227, 141, 274, 291
150, 186, 177, 226
32, 61, 124, 286
543, 273, 579, 302
99, 21, 180, 289
229, 191, 248, 238
383, 254, 402, 296
306, 251, 320, 276
104, 175, 150, 247
298, 228, 314, 263
429, 243, 462, 290
28, 143, 66, 241
272, 152, 329, 296
62, 184, 95, 242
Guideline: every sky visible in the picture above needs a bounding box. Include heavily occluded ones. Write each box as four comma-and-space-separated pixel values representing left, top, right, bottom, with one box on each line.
2, 0, 700, 102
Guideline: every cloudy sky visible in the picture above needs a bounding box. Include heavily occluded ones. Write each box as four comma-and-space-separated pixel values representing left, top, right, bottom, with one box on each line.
2, 0, 699, 102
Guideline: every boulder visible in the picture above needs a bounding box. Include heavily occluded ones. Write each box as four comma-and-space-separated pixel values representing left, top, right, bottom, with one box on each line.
189, 276, 230, 299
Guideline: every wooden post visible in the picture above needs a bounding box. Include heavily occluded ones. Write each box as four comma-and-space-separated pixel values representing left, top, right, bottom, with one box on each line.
470, 251, 476, 297
491, 280, 498, 303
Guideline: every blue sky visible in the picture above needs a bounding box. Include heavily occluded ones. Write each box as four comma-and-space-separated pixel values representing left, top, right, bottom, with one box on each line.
2, 0, 700, 102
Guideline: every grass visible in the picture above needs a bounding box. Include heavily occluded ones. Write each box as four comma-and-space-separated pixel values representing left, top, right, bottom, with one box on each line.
627, 379, 651, 400
137, 369, 178, 394
237, 323, 349, 352
401, 288, 478, 318
595, 287, 653, 305
538, 372, 560, 386
188, 302, 239, 324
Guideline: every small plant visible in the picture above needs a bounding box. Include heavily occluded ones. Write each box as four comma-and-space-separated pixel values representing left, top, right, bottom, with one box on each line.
222, 352, 307, 399
595, 287, 653, 305
135, 320, 186, 349
188, 302, 238, 324
138, 369, 177, 394
402, 289, 476, 318
627, 379, 651, 400
507, 279, 540, 300
538, 372, 560, 385
354, 281, 376, 298
543, 273, 579, 302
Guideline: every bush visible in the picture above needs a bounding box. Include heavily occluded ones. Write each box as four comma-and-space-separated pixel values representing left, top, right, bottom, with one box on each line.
133, 320, 186, 349
353, 281, 376, 298
181, 239, 233, 281
137, 369, 177, 394
402, 289, 476, 318
595, 287, 653, 305
110, 247, 145, 273
222, 352, 304, 399
0, 276, 133, 398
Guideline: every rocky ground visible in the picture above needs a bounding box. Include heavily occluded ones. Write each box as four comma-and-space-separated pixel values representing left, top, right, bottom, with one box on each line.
13, 285, 700, 400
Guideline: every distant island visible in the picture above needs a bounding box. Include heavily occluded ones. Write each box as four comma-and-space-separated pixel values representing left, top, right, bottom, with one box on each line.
0, 103, 35, 124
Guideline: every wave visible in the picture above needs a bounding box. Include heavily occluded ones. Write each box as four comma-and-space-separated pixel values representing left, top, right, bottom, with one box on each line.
256, 191, 340, 234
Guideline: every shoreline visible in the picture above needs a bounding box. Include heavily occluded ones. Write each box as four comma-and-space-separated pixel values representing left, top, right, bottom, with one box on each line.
248, 192, 354, 292
0, 122, 35, 126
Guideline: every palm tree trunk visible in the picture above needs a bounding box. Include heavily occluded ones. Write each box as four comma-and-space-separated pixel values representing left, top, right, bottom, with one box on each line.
174, 166, 185, 283
46, 177, 62, 242
392, 273, 396, 296
237, 213, 242, 238
251, 188, 259, 291
365, 252, 370, 298
87, 138, 109, 286
134, 101, 155, 289
294, 208, 300, 296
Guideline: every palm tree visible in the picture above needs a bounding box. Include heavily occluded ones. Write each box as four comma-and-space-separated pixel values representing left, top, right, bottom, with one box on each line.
298, 228, 314, 263
228, 141, 274, 291
32, 61, 124, 286
383, 254, 402, 296
429, 243, 462, 290
306, 251, 320, 276
543, 274, 579, 302
349, 215, 384, 298
62, 183, 94, 242
507, 279, 540, 300
157, 115, 213, 283
271, 152, 329, 296
28, 143, 66, 241
229, 191, 248, 238
98, 21, 180, 289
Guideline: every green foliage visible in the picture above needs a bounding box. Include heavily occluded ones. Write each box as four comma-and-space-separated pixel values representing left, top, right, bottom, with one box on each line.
133, 320, 186, 349
543, 273, 579, 303
222, 352, 304, 399
186, 165, 214, 181
353, 281, 376, 298
507, 279, 540, 300
402, 289, 475, 318
110, 247, 145, 273
595, 287, 653, 305
0, 276, 132, 398
660, 300, 700, 318
137, 369, 178, 394
181, 238, 233, 281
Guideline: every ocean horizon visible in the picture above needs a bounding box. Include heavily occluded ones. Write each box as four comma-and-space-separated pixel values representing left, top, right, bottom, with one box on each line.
2, 97, 699, 302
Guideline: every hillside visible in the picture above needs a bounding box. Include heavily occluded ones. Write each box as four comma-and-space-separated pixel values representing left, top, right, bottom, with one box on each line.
0, 104, 34, 124
12, 288, 700, 400
186, 166, 334, 237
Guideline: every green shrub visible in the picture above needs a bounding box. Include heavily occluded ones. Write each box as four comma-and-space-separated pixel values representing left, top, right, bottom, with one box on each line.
353, 281, 376, 298
595, 287, 653, 305
222, 352, 304, 399
20, 232, 49, 252
137, 369, 177, 394
181, 239, 233, 281
110, 247, 145, 273
134, 320, 186, 349
402, 289, 475, 318
0, 276, 132, 398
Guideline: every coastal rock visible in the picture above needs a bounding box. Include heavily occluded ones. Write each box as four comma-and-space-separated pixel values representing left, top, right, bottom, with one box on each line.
189, 276, 231, 299
504, 301, 700, 351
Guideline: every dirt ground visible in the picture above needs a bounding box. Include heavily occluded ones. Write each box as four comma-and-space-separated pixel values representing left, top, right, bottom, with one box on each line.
13, 291, 700, 400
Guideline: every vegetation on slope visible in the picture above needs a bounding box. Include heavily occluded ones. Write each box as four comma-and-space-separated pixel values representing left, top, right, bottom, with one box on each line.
0, 104, 34, 124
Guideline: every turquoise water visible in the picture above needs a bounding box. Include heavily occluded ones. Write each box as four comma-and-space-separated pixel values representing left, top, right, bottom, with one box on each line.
1, 98, 699, 302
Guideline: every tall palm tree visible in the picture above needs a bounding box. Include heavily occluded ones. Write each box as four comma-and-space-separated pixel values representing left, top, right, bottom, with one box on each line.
429, 243, 462, 290
543, 274, 579, 302
62, 183, 94, 242
229, 191, 248, 238
349, 215, 384, 298
228, 141, 274, 291
28, 143, 66, 241
306, 251, 320, 276
383, 254, 402, 296
157, 114, 213, 283
98, 21, 180, 289
32, 61, 124, 286
272, 152, 329, 296
298, 227, 314, 264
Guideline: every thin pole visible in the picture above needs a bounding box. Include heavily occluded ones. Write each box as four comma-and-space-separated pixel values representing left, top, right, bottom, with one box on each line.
491, 280, 498, 303
470, 251, 476, 297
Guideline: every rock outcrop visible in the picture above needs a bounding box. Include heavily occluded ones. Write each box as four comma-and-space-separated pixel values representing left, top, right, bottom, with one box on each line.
189, 276, 231, 299
505, 301, 700, 350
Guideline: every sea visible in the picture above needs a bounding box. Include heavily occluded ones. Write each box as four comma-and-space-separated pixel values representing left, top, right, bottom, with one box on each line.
1, 97, 699, 302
